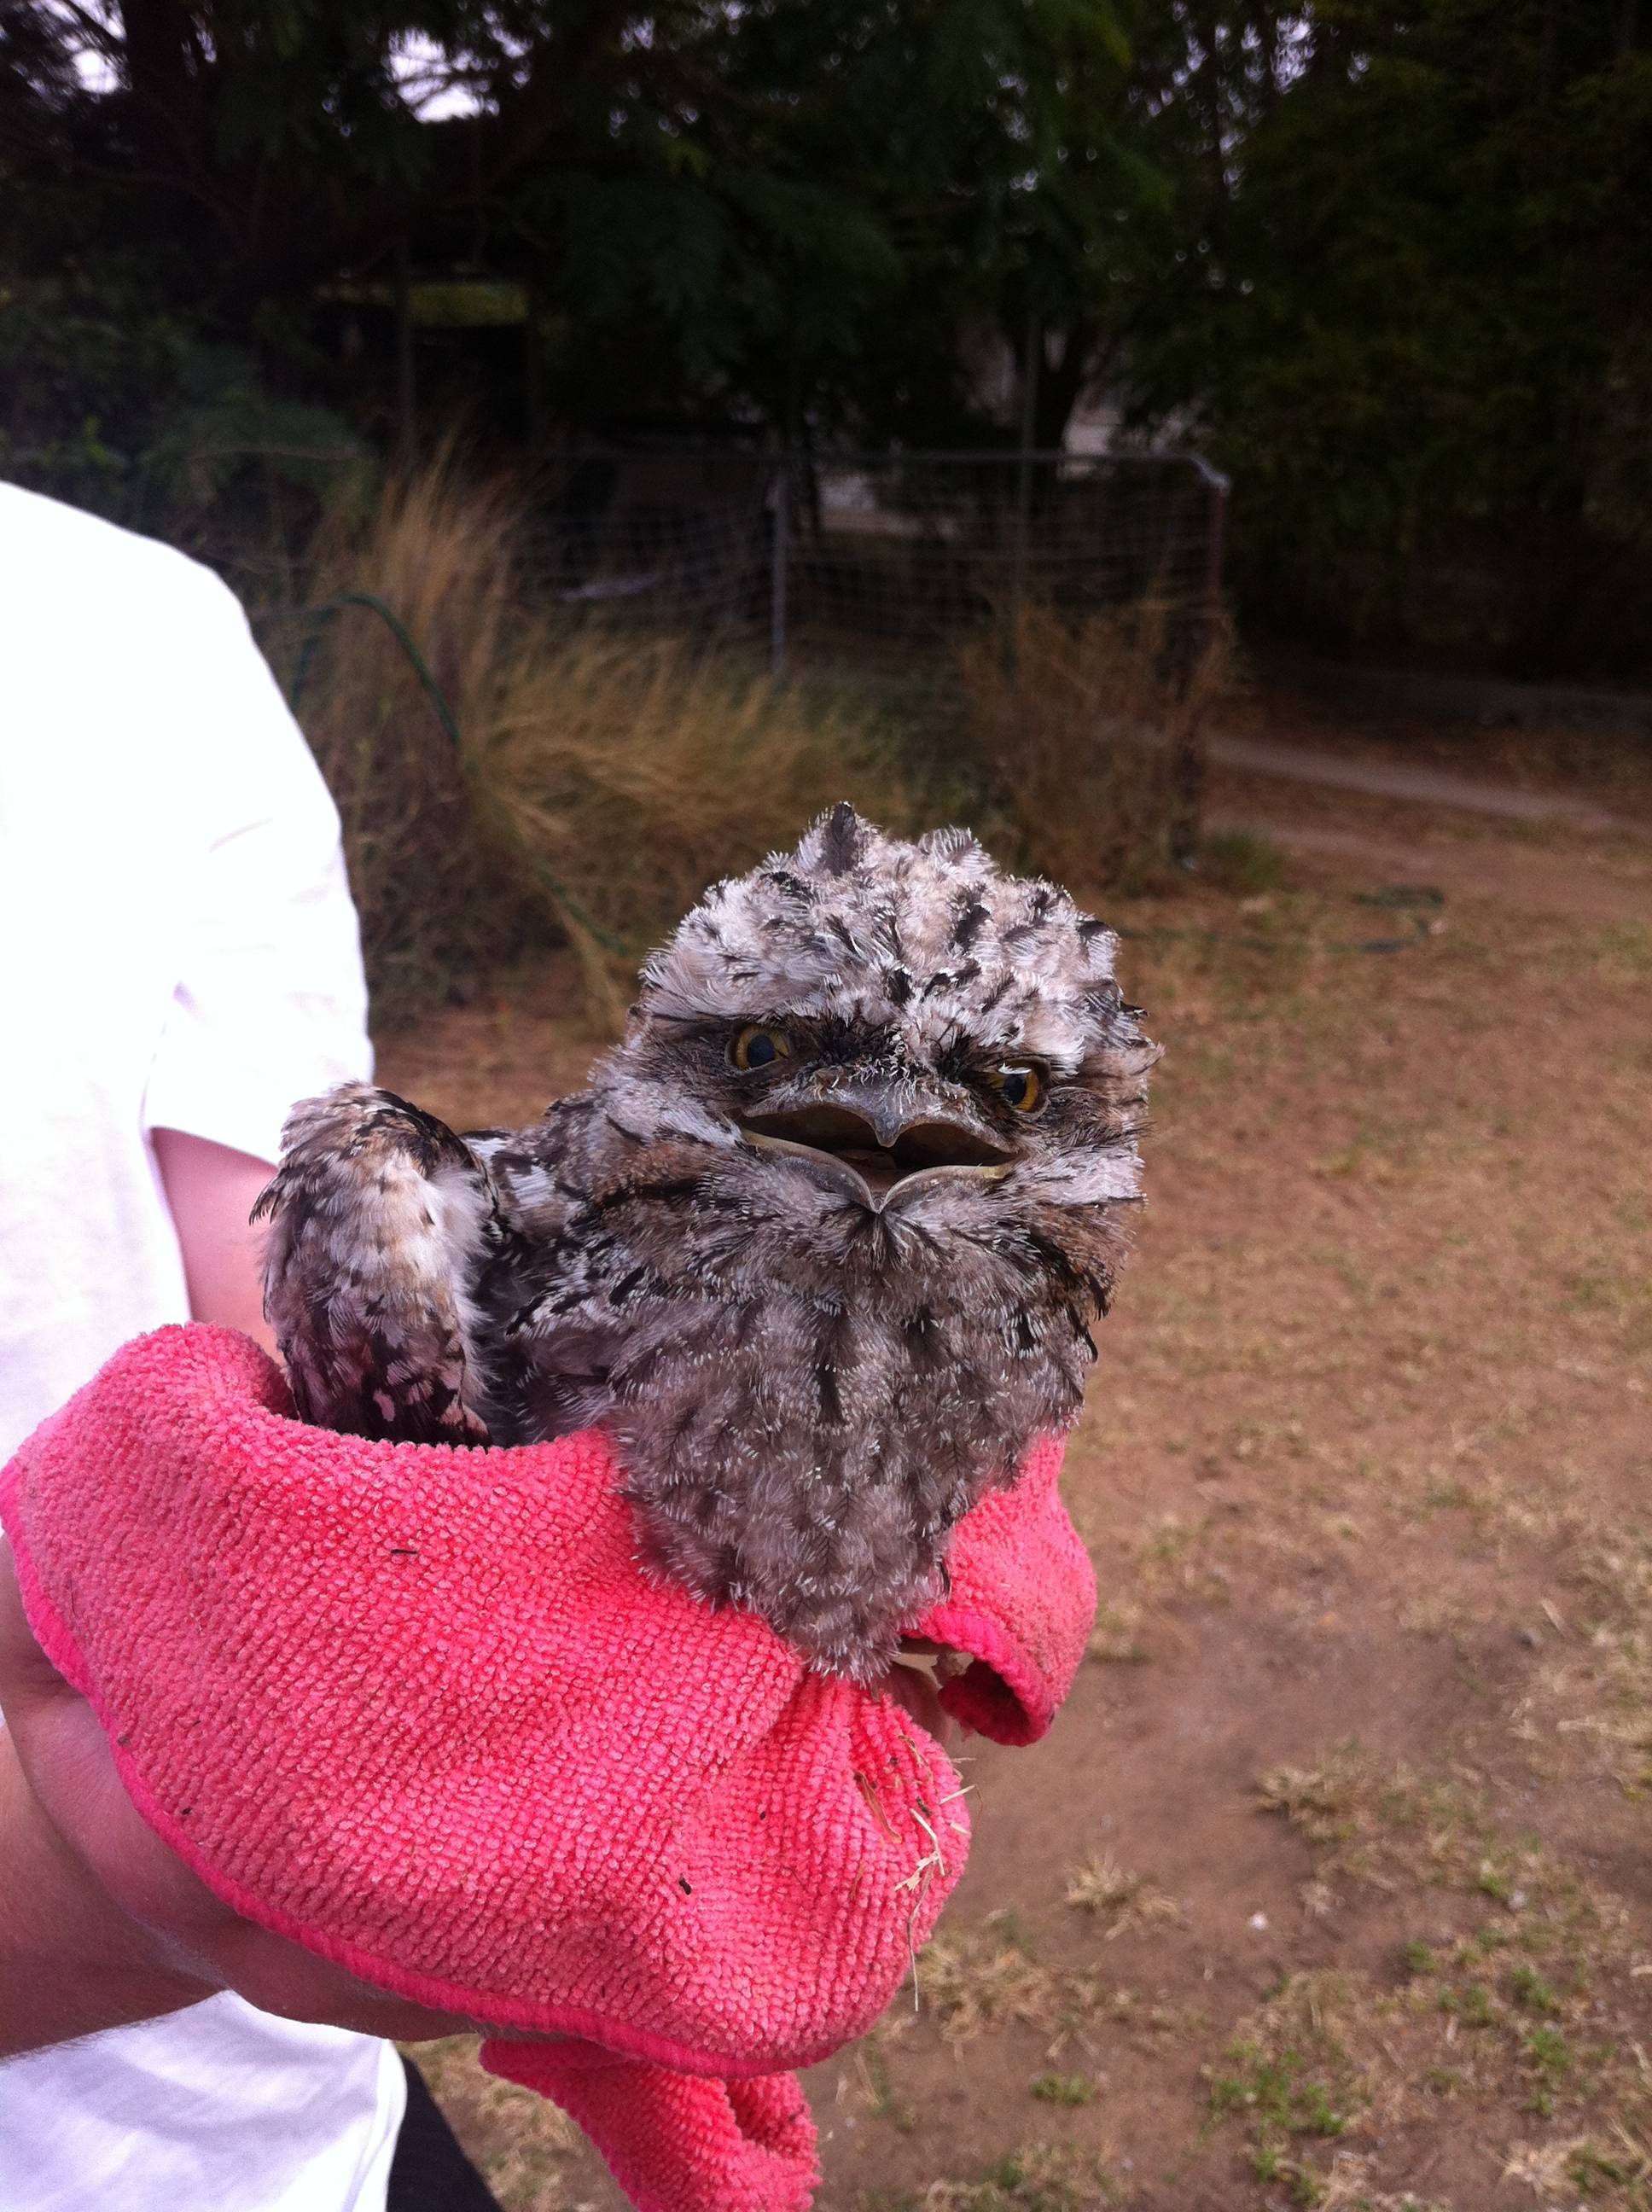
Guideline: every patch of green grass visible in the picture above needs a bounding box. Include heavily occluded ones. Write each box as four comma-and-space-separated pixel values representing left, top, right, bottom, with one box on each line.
1509, 1964, 1559, 2014
1208, 2045, 1352, 2143
1521, 2023, 1574, 2078
1198, 828, 1289, 896
1248, 2143, 1328, 2205
1030, 2073, 1096, 2107
1519, 2020, 1579, 2117
1440, 1981, 1497, 2029
882, 2144, 1120, 2210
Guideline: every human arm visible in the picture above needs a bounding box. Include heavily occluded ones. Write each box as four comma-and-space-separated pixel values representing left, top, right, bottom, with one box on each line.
150, 1131, 277, 1355
0, 1115, 497, 2058
0, 1606, 210, 2058
0, 550, 394, 2057
0, 1127, 483, 2058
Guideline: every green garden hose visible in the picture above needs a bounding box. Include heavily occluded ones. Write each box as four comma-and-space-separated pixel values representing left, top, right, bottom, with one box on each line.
282, 591, 637, 959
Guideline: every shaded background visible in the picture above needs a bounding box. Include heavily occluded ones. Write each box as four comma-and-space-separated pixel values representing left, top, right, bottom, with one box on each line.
5, 0, 1651, 677
6, 9, 1651, 2209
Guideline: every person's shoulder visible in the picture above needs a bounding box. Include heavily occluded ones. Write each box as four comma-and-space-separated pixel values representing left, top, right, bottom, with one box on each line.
0, 482, 243, 631
0, 482, 318, 818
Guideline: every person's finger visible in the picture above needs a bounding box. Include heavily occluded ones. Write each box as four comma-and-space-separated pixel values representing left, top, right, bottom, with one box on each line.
881, 1651, 954, 1744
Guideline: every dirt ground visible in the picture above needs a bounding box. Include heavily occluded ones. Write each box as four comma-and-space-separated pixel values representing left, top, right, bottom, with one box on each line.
380, 702, 1652, 2212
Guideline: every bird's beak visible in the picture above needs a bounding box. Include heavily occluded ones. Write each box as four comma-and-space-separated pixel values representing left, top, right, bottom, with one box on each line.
735, 1086, 1015, 1211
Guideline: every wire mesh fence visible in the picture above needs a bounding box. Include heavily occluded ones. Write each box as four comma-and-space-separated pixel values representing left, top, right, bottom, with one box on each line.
521, 448, 1228, 679
515, 448, 1228, 860
236, 444, 1229, 891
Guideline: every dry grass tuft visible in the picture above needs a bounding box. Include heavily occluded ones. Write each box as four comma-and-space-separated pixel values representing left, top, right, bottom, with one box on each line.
911, 1911, 1120, 2055
952, 596, 1229, 898
273, 452, 925, 1018
916, 1923, 1067, 2048
1085, 1595, 1149, 1665
1527, 1533, 1652, 1795
1064, 1854, 1184, 1939
478, 625, 922, 1016
274, 458, 540, 1015
907, 2144, 1121, 2210
1256, 1748, 1368, 1848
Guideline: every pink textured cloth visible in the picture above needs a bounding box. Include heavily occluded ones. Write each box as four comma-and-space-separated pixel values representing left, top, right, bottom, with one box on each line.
0, 1326, 1095, 2210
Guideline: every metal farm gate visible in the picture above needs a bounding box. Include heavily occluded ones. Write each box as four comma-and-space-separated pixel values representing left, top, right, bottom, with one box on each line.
523, 447, 1229, 678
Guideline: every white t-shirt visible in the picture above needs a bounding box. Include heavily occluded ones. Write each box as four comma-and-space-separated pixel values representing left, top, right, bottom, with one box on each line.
0, 483, 406, 2209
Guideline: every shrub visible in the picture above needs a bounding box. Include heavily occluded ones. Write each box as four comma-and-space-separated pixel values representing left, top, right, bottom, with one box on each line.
272, 455, 924, 1019
951, 595, 1229, 899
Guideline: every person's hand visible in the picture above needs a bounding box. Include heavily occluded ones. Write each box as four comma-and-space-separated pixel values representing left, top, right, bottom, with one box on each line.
0, 1534, 484, 2059
0, 1526, 957, 2062
881, 1639, 959, 1745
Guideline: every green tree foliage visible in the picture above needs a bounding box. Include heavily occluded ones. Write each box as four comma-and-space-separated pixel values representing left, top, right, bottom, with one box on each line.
1, 1, 1150, 455
1123, 0, 1652, 672
3, 1, 1647, 671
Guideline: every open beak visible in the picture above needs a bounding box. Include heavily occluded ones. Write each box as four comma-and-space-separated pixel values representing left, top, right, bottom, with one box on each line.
736, 1088, 1015, 1211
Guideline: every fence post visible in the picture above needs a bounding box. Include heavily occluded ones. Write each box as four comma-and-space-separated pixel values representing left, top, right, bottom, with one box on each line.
1010, 311, 1039, 642
770, 454, 789, 678
393, 237, 416, 467
1170, 473, 1230, 867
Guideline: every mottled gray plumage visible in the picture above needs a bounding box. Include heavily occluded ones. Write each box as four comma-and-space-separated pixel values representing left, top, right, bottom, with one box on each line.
257, 806, 1156, 1679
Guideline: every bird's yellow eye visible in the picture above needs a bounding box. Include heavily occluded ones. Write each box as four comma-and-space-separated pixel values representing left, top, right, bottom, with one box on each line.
730, 1025, 792, 1072
989, 1063, 1043, 1113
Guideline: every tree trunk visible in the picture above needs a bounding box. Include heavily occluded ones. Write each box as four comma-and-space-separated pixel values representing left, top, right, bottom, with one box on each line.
117, 0, 206, 181
1032, 321, 1105, 451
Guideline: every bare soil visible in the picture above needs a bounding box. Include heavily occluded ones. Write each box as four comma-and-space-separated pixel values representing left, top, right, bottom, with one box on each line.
384, 713, 1652, 2212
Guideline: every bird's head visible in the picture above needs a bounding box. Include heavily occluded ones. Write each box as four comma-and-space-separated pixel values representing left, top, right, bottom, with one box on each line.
605, 804, 1156, 1288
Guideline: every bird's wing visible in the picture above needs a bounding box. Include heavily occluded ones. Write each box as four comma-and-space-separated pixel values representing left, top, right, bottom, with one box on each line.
253, 1083, 501, 1444
462, 1097, 632, 1441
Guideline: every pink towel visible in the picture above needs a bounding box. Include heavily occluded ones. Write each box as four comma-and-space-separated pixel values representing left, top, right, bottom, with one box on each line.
0, 1326, 1095, 2210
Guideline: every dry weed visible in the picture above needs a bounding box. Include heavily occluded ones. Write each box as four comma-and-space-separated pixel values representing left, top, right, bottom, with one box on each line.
910, 2143, 1120, 2210
274, 451, 924, 1016
916, 1924, 1067, 2048
953, 596, 1229, 897
1064, 1854, 1184, 1939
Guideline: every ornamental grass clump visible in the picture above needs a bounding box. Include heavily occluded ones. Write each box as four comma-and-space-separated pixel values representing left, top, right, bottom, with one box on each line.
273, 452, 923, 1019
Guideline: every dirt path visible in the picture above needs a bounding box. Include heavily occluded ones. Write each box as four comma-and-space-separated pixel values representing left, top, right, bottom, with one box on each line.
389, 805, 1652, 2212
1205, 713, 1650, 929
1209, 813, 1651, 927
1207, 731, 1633, 833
